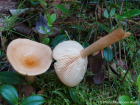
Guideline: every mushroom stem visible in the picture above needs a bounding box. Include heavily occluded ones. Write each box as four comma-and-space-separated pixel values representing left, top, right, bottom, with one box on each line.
80, 28, 131, 58
25, 76, 35, 82
123, 32, 131, 39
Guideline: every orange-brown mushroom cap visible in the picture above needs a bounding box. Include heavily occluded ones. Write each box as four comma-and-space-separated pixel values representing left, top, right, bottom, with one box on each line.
7, 38, 52, 76
53, 41, 88, 87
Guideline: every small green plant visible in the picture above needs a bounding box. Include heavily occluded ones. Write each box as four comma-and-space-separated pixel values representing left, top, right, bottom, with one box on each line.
103, 47, 113, 95
0, 84, 45, 105
118, 74, 140, 105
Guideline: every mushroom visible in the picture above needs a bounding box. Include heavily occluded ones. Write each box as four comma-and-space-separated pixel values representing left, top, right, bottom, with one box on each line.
53, 28, 131, 87
7, 38, 52, 82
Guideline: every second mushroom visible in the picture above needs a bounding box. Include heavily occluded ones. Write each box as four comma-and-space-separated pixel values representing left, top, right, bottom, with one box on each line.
53, 28, 131, 87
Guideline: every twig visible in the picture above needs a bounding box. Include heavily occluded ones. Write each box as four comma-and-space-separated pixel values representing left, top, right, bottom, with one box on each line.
0, 0, 11, 12
52, 20, 94, 25
10, 7, 51, 30
95, 0, 100, 20
121, 45, 140, 84
119, 0, 124, 78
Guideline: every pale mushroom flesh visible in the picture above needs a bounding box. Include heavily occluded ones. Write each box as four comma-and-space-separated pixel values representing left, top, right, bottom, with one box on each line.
53, 41, 88, 87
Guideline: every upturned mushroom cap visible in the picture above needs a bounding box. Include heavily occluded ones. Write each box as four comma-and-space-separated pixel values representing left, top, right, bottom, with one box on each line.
53, 28, 131, 87
53, 41, 88, 87
7, 38, 52, 76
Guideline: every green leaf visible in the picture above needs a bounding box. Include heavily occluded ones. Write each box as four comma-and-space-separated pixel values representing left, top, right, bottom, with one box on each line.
49, 14, 56, 24
69, 25, 86, 31
103, 47, 113, 62
0, 84, 18, 105
39, 26, 45, 31
0, 71, 21, 84
137, 75, 140, 93
47, 13, 51, 22
122, 9, 140, 18
55, 5, 70, 15
43, 38, 50, 45
30, 0, 40, 5
110, 8, 116, 17
118, 95, 133, 105
104, 9, 109, 18
52, 34, 67, 47
82, 42, 89, 48
116, 9, 140, 20
69, 88, 78, 103
21, 95, 45, 105
47, 23, 52, 27
39, 0, 47, 5
115, 14, 123, 20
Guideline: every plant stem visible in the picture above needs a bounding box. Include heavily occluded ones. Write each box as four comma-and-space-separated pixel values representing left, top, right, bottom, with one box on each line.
121, 45, 140, 84
65, 30, 71, 40
107, 61, 112, 95
9, 6, 52, 30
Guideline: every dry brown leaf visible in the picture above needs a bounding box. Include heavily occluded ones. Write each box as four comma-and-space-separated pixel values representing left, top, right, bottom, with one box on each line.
48, 26, 61, 37
51, 0, 61, 6
0, 1, 17, 12
10, 8, 30, 16
37, 89, 46, 94
20, 85, 35, 98
117, 58, 128, 70
49, 3, 70, 20
97, 5, 106, 19
15, 23, 32, 36
1, 36, 6, 47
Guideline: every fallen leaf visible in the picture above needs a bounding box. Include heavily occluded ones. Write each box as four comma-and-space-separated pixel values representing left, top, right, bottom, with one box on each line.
109, 62, 119, 75
33, 25, 61, 38
97, 5, 106, 19
90, 51, 103, 74
36, 13, 50, 35
20, 85, 35, 98
48, 26, 61, 37
37, 89, 46, 94
49, 3, 70, 20
51, 0, 61, 6
0, 36, 6, 47
0, 1, 17, 12
93, 68, 104, 84
117, 58, 128, 70
15, 23, 32, 36
10, 8, 30, 16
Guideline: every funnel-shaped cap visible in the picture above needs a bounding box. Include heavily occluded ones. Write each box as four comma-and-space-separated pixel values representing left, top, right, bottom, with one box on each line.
7, 38, 52, 76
